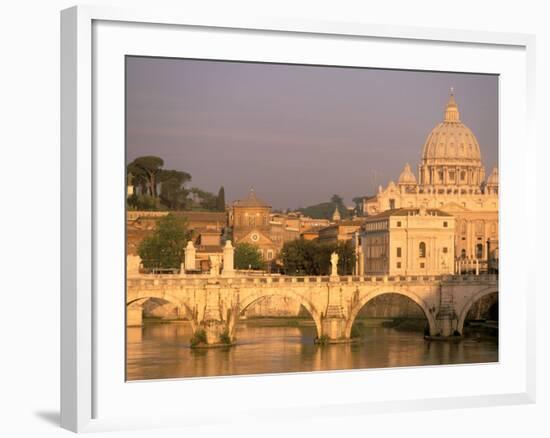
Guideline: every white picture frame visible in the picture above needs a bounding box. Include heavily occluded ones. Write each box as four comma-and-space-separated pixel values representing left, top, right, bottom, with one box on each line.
60, 5, 537, 433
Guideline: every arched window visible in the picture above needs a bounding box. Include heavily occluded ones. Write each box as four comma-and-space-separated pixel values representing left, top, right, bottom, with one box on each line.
419, 242, 426, 258
461, 249, 466, 259
476, 244, 483, 259
267, 250, 273, 260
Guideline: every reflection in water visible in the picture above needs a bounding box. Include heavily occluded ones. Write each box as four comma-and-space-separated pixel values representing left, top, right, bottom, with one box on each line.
126, 320, 498, 381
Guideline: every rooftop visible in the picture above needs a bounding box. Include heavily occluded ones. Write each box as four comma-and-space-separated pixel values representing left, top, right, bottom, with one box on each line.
233, 188, 271, 208
364, 208, 452, 220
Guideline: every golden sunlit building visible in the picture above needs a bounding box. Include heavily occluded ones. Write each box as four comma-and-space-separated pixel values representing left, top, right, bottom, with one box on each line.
361, 208, 455, 276
362, 91, 499, 267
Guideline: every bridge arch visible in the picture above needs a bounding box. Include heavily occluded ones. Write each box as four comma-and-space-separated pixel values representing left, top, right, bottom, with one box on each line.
232, 288, 322, 340
456, 287, 498, 335
345, 288, 437, 338
126, 292, 196, 329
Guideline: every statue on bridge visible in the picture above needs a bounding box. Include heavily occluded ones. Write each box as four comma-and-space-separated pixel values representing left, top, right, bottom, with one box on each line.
209, 255, 221, 277
330, 252, 339, 277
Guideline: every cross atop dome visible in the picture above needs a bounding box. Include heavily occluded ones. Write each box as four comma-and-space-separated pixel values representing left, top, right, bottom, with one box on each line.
444, 87, 460, 122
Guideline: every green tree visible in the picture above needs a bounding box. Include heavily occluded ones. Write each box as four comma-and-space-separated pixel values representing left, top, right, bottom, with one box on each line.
280, 239, 356, 276
127, 156, 164, 198
159, 169, 191, 210
127, 194, 157, 211
280, 239, 319, 275
335, 240, 356, 275
352, 196, 364, 216
189, 187, 219, 211
234, 243, 264, 270
330, 194, 344, 206
138, 214, 191, 270
296, 194, 350, 220
216, 186, 226, 212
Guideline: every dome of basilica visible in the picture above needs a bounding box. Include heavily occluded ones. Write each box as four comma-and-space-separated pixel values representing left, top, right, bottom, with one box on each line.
487, 167, 499, 185
421, 92, 482, 166
398, 163, 417, 185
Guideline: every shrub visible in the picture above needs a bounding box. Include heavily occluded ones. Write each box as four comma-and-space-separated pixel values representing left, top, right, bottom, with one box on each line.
219, 329, 232, 345
315, 334, 330, 345
190, 329, 207, 347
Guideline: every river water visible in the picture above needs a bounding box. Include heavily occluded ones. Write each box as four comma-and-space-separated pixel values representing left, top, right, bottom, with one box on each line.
126, 319, 498, 381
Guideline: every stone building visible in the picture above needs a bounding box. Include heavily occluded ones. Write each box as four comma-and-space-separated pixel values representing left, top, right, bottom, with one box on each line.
296, 216, 331, 232
361, 208, 455, 276
231, 189, 282, 262
126, 210, 228, 272
231, 189, 335, 262
317, 220, 363, 245
361, 90, 499, 264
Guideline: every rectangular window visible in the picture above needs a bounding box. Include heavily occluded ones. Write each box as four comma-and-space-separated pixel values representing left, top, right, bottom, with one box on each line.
396, 247, 402, 257
389, 199, 395, 209
420, 262, 425, 268
396, 262, 401, 269
443, 221, 448, 227
396, 221, 402, 227
443, 247, 448, 253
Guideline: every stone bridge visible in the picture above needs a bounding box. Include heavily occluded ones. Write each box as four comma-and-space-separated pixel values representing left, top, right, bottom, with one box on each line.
127, 273, 498, 345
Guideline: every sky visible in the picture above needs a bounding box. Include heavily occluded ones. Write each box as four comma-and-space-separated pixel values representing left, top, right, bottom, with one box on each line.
126, 56, 498, 211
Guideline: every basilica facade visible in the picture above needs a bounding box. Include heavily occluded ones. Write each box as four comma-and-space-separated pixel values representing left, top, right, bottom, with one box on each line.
362, 91, 499, 268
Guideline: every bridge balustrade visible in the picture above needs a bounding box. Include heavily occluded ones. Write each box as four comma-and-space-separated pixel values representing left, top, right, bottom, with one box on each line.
126, 272, 497, 287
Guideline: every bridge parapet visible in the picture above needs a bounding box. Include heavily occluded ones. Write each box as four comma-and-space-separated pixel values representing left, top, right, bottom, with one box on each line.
127, 273, 497, 289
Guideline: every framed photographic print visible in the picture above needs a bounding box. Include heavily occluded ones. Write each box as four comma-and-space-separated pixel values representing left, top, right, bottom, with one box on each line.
61, 5, 536, 433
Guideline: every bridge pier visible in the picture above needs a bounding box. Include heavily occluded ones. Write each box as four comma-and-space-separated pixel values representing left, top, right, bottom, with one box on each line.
435, 316, 455, 337
430, 285, 460, 338
319, 317, 348, 343
317, 284, 352, 344
193, 320, 233, 347
127, 305, 143, 326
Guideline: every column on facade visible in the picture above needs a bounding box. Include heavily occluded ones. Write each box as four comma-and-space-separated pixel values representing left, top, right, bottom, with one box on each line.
358, 245, 364, 276
407, 236, 413, 274
470, 222, 476, 259
431, 238, 436, 272
466, 221, 471, 259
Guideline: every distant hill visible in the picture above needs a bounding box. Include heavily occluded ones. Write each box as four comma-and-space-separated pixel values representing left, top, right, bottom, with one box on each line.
296, 202, 350, 220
